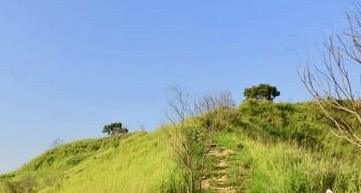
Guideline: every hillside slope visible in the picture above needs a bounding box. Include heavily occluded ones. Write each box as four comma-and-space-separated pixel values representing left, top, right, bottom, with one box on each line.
0, 130, 176, 193
2, 100, 361, 193
200, 100, 361, 193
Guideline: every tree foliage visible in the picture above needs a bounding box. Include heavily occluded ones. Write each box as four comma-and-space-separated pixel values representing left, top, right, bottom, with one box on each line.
243, 83, 280, 101
102, 122, 128, 136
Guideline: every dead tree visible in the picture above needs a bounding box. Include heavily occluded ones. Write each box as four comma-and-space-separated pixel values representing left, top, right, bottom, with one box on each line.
192, 90, 235, 189
165, 85, 196, 193
300, 3, 361, 149
165, 85, 235, 192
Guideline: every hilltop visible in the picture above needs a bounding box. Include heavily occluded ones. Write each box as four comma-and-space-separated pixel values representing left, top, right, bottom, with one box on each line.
1, 100, 361, 193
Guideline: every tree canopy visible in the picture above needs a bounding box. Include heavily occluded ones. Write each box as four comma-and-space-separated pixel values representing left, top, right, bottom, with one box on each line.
102, 122, 128, 136
243, 83, 280, 101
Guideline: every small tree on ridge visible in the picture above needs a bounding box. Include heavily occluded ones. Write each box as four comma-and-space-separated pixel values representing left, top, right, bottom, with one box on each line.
243, 83, 280, 101
102, 122, 128, 136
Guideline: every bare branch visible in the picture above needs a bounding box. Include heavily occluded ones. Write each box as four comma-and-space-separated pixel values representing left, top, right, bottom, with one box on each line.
164, 85, 235, 192
299, 4, 361, 149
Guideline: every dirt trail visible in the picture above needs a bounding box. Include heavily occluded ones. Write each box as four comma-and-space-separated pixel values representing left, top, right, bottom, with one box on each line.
201, 146, 246, 193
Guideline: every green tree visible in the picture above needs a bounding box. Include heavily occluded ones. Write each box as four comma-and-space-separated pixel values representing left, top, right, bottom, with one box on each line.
243, 83, 280, 101
102, 122, 128, 136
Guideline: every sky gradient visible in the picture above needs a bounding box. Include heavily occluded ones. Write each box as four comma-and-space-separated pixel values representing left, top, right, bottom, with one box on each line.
0, 0, 353, 173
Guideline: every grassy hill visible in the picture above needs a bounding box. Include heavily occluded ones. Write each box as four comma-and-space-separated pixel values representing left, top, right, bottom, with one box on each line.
0, 130, 178, 193
197, 100, 361, 193
1, 100, 361, 193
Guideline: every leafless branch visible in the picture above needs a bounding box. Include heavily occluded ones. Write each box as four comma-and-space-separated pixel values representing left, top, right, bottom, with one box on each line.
164, 85, 235, 192
299, 4, 361, 149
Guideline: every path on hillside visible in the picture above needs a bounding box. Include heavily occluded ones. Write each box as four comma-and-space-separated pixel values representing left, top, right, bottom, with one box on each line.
201, 146, 247, 193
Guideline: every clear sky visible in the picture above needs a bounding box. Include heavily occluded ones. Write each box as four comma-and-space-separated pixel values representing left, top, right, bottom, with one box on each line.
0, 0, 353, 173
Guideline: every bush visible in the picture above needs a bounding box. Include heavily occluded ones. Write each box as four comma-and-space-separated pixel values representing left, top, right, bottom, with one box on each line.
1, 176, 37, 193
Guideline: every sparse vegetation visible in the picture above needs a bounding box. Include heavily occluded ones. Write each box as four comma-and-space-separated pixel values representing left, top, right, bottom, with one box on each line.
300, 3, 361, 149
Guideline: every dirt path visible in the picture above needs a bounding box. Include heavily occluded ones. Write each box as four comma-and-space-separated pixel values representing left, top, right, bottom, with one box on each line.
201, 146, 247, 193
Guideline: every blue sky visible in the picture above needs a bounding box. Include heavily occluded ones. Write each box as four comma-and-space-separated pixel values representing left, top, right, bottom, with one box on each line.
0, 1, 353, 173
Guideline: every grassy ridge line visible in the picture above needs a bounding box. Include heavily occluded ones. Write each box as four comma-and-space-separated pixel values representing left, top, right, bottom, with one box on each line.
1, 130, 176, 193
43, 130, 174, 193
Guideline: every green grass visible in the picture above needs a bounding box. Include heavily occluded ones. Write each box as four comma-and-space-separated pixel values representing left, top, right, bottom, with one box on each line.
199, 100, 361, 193
2, 100, 361, 192
0, 130, 178, 193
212, 128, 361, 193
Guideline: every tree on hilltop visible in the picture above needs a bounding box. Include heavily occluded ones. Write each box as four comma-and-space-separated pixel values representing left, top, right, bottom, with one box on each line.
243, 83, 280, 101
102, 122, 128, 136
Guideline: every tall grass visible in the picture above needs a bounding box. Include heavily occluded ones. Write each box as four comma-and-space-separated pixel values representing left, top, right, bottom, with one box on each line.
215, 130, 361, 193
1, 130, 178, 193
